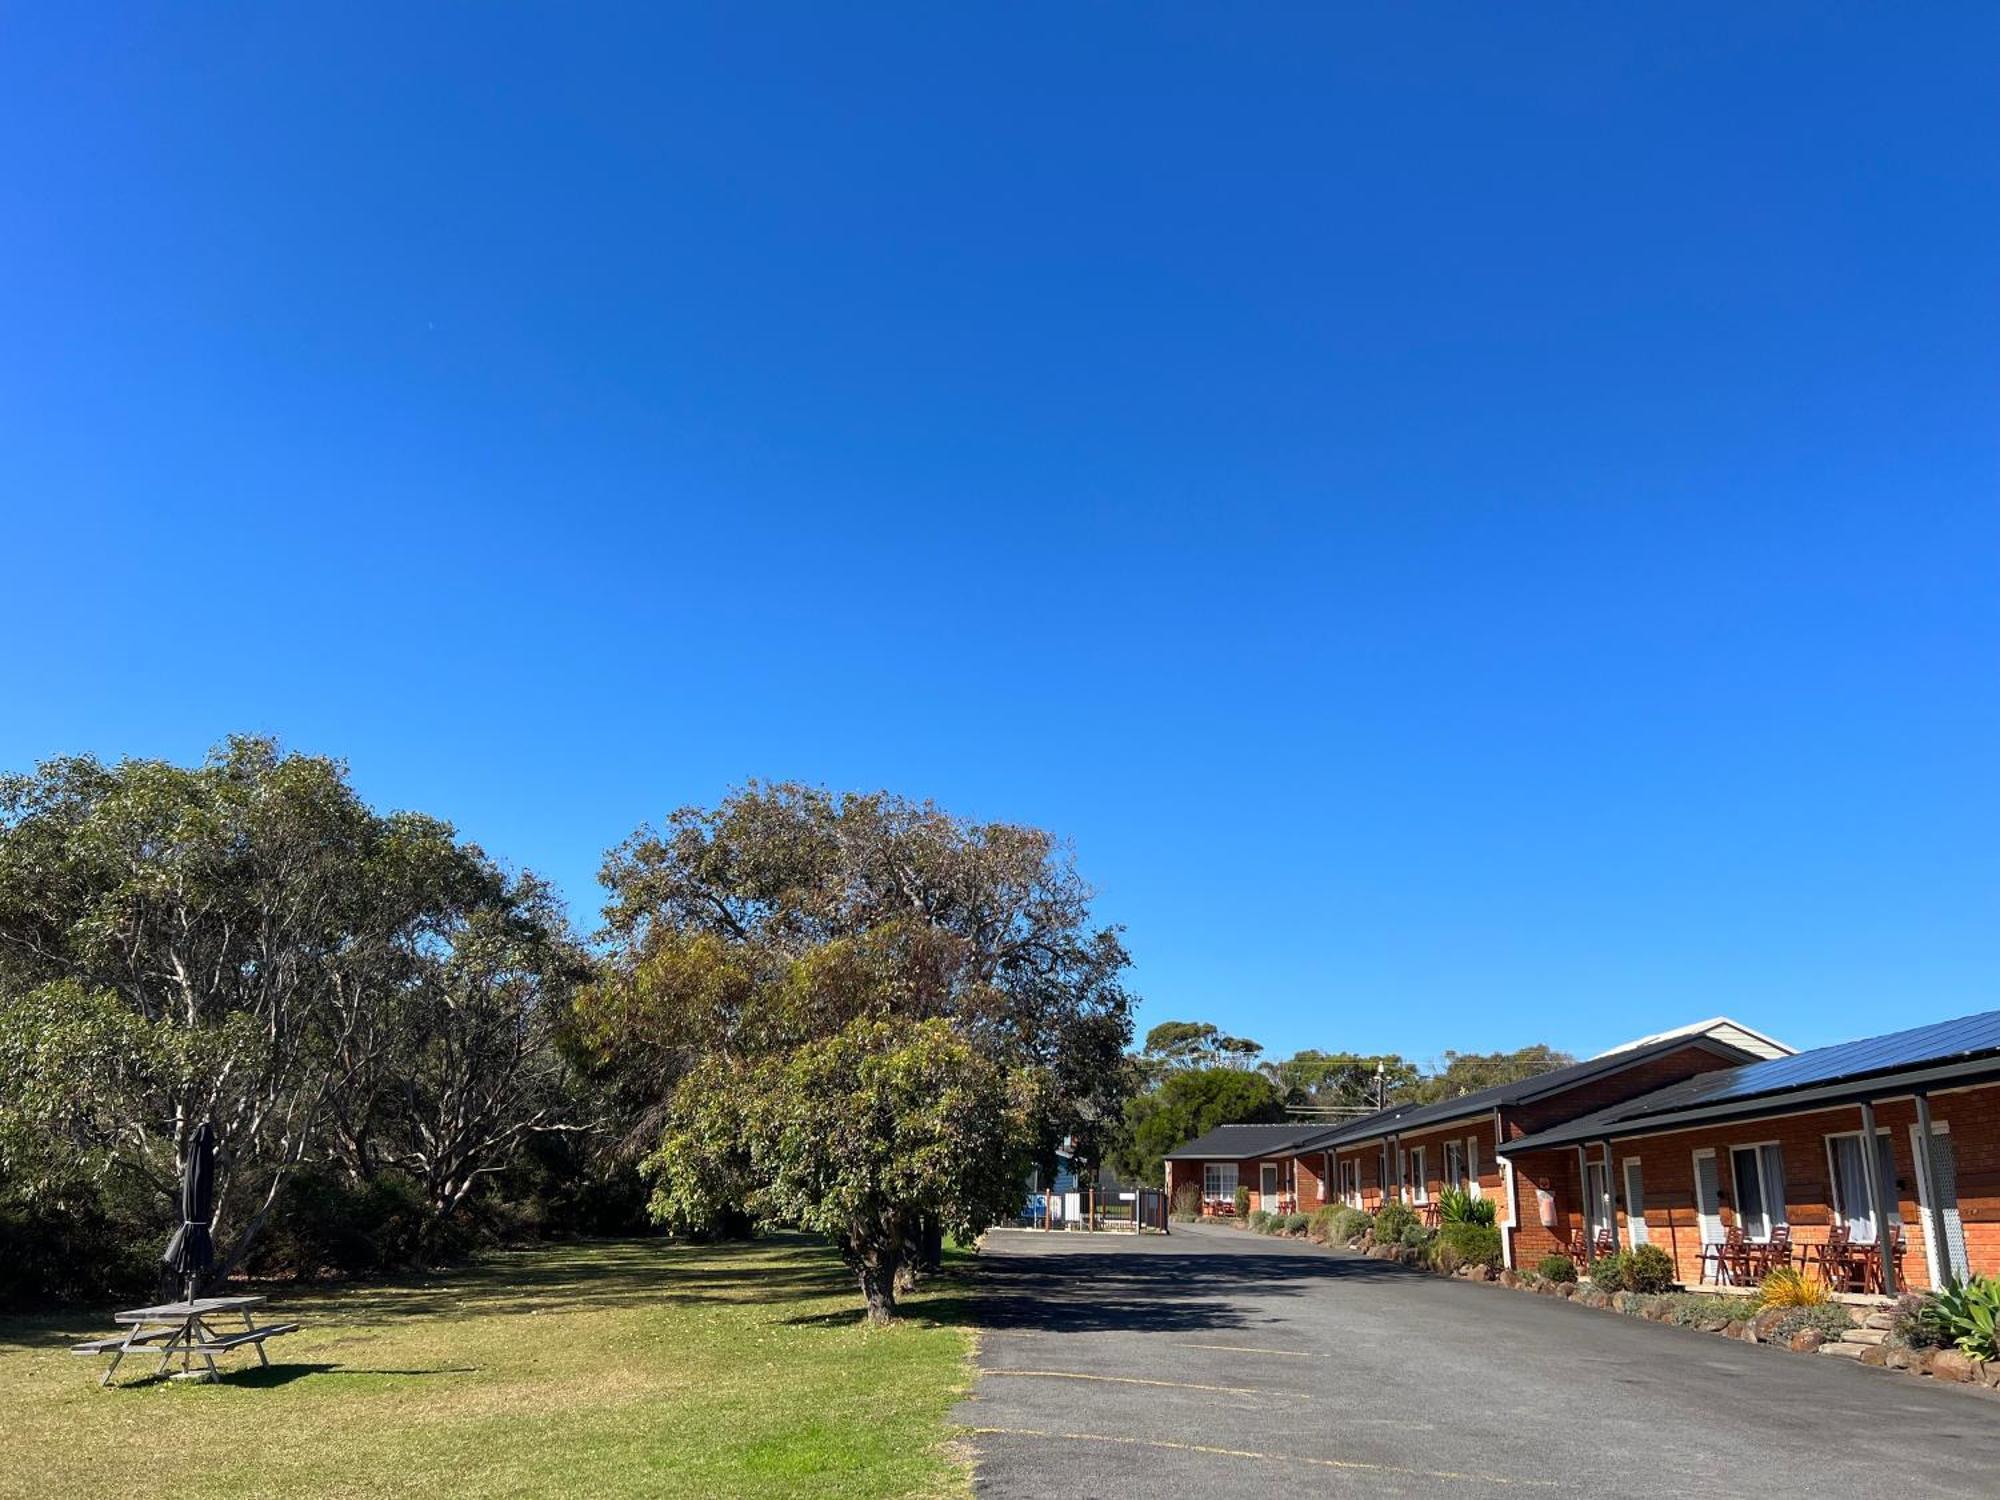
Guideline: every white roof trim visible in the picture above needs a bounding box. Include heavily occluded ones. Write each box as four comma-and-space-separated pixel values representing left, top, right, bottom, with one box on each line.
1593, 1016, 1793, 1062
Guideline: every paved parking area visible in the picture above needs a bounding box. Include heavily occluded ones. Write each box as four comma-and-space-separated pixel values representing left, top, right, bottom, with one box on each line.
956, 1221, 2000, 1498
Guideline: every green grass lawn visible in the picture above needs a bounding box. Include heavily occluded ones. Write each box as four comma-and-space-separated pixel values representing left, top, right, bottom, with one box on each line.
0, 1236, 974, 1500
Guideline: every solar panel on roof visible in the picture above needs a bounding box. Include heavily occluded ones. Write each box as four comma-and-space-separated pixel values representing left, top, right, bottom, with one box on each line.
1612, 1007, 2000, 1119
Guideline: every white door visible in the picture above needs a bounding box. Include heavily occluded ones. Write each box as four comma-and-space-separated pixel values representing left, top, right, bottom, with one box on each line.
1261, 1163, 1280, 1203
1623, 1160, 1648, 1246
1584, 1161, 1609, 1242
1693, 1152, 1723, 1246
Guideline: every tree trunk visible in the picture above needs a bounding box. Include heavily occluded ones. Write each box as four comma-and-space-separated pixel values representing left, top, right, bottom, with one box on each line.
854, 1239, 901, 1323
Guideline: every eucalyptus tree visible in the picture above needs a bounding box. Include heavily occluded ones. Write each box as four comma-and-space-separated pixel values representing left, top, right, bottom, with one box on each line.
0, 736, 587, 1269
576, 783, 1135, 1321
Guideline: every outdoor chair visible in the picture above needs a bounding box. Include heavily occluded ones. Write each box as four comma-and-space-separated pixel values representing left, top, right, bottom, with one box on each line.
1804, 1225, 1859, 1291
1700, 1225, 1752, 1285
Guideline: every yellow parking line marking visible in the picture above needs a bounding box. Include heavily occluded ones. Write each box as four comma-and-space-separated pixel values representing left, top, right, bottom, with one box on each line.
980, 1369, 1310, 1399
967, 1427, 1561, 1487
1173, 1342, 1324, 1358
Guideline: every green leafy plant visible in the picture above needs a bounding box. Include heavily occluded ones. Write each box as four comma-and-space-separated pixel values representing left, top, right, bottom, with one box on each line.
1758, 1266, 1829, 1309
1246, 1208, 1272, 1232
1924, 1274, 2000, 1360
1374, 1200, 1420, 1243
1434, 1221, 1502, 1273
1437, 1188, 1496, 1227
1329, 1206, 1373, 1243
1233, 1184, 1251, 1218
1588, 1251, 1627, 1291
1536, 1253, 1577, 1284
1624, 1243, 1675, 1294
1283, 1212, 1310, 1234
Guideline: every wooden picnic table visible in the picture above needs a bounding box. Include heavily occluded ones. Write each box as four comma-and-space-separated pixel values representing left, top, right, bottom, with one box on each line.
72, 1295, 298, 1387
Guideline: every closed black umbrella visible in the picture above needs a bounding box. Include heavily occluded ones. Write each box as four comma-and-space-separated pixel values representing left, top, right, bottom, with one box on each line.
161, 1122, 216, 1304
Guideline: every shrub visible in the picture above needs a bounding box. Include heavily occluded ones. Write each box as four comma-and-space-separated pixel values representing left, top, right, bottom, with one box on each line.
1770, 1304, 1854, 1343
1437, 1188, 1497, 1227
245, 1166, 447, 1281
1246, 1209, 1272, 1232
1373, 1201, 1420, 1243
1170, 1183, 1202, 1222
1588, 1251, 1627, 1291
1890, 1293, 1945, 1350
1434, 1221, 1502, 1273
1758, 1266, 1829, 1309
1284, 1213, 1310, 1234
1923, 1274, 2000, 1360
1329, 1206, 1373, 1243
1624, 1243, 1675, 1294
1536, 1253, 1577, 1284
1657, 1293, 1751, 1328
1397, 1223, 1432, 1250
1233, 1185, 1251, 1218
1308, 1204, 1342, 1240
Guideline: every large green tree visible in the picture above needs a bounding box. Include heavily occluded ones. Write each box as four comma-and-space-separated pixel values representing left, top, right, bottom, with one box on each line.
0, 737, 588, 1273
1399, 1045, 1573, 1105
1113, 1065, 1283, 1187
1262, 1049, 1419, 1110
574, 783, 1134, 1321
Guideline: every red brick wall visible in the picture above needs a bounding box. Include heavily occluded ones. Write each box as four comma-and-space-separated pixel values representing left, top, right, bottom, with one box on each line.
1164, 1154, 1305, 1215
1533, 1082, 2000, 1290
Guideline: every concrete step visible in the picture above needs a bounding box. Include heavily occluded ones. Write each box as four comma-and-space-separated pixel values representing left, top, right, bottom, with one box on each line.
1820, 1341, 1869, 1359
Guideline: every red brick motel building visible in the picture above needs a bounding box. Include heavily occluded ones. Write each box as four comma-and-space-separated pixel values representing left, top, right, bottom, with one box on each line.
1163, 1009, 2000, 1292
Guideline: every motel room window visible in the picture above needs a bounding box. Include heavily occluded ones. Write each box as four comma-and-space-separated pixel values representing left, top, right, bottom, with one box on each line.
1444, 1141, 1465, 1194
1729, 1143, 1787, 1242
1827, 1130, 1899, 1243
1409, 1146, 1429, 1204
1204, 1162, 1236, 1202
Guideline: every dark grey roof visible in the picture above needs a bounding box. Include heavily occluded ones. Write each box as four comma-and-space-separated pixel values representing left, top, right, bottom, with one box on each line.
1161, 1122, 1332, 1161
1503, 1007, 2000, 1155
1291, 1030, 1765, 1152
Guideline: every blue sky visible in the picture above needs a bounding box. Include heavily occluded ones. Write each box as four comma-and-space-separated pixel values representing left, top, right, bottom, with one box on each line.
4, 6, 1995, 1063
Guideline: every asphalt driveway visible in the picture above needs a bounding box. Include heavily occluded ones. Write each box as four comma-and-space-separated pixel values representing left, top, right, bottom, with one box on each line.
956, 1220, 2000, 1498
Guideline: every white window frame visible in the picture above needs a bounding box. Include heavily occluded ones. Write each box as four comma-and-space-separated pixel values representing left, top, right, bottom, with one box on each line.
1467, 1136, 1482, 1199
1825, 1127, 1896, 1243
1409, 1146, 1429, 1205
1204, 1162, 1237, 1202
1341, 1157, 1362, 1208
1444, 1141, 1464, 1194
1727, 1139, 1786, 1243
1623, 1157, 1648, 1247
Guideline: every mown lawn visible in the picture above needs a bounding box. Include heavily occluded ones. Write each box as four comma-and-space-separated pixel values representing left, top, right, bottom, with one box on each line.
0, 1236, 974, 1500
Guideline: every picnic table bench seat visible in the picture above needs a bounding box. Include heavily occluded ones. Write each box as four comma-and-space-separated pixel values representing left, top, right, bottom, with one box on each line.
71, 1330, 174, 1356
186, 1323, 298, 1354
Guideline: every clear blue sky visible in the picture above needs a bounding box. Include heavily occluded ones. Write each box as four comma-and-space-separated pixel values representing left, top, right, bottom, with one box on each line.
5, 6, 1995, 1064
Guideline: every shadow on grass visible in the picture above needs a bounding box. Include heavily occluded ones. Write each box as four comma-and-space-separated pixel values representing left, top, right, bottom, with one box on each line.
110, 1362, 482, 1391
5, 1235, 867, 1352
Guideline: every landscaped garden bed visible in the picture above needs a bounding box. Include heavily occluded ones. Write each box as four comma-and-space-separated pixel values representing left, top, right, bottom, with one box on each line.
1213, 1199, 2000, 1394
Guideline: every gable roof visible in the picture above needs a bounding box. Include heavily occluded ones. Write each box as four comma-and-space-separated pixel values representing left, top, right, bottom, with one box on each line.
1161, 1122, 1332, 1161
1292, 1019, 1781, 1152
1502, 1006, 2000, 1155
